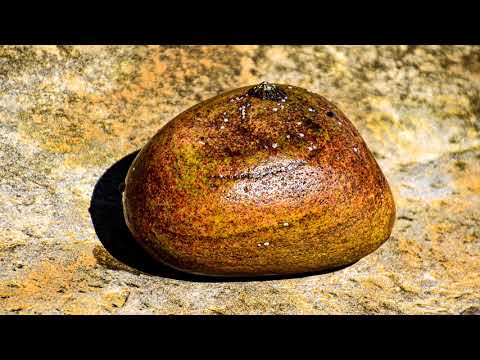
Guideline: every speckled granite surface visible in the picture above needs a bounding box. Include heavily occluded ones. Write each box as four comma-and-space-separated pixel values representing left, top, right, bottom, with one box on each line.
0, 45, 479, 314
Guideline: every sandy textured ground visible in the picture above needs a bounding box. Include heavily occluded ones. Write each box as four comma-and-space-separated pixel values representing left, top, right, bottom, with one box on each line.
0, 45, 479, 314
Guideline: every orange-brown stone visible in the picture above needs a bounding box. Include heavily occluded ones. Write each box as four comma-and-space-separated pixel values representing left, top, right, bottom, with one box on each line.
123, 83, 396, 276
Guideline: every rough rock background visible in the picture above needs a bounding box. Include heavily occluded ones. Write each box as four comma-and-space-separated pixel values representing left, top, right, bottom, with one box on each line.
0, 45, 479, 314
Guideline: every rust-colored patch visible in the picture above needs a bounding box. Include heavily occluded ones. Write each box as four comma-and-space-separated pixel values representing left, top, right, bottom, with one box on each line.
0, 245, 137, 314
14, 45, 248, 168
0, 249, 98, 314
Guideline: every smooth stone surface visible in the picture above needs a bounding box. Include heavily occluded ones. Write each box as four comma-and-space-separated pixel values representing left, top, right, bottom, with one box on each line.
123, 83, 395, 276
0, 45, 479, 314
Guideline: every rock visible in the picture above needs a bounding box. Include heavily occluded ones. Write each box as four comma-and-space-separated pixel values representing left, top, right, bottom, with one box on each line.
0, 45, 479, 314
123, 83, 395, 276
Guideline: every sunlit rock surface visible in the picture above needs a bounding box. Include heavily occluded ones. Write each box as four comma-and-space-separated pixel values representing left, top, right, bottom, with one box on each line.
0, 45, 479, 314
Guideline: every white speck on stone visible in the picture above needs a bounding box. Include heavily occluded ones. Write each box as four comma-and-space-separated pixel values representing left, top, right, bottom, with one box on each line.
286, 135, 290, 139
297, 121, 302, 125
308, 107, 316, 112
224, 118, 229, 122
272, 107, 278, 112
298, 133, 304, 138
220, 125, 225, 129
272, 143, 278, 149
353, 147, 358, 153
288, 86, 292, 89
263, 242, 270, 246
198, 141, 205, 145
239, 105, 247, 119
423, 272, 437, 281
257, 243, 262, 247
283, 222, 289, 227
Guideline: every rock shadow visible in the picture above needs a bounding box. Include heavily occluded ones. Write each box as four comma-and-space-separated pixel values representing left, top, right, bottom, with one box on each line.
89, 150, 356, 283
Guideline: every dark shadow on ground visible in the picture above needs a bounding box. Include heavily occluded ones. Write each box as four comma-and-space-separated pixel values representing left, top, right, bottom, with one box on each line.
89, 150, 357, 283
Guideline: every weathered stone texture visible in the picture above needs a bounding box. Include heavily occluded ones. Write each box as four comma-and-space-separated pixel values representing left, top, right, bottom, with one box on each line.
0, 45, 478, 314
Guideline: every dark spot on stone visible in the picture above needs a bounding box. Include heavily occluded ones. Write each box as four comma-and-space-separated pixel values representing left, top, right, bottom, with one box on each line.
398, 215, 414, 222
455, 160, 467, 171
430, 181, 444, 189
449, 136, 459, 144
372, 151, 383, 159
225, 148, 243, 158
326, 111, 335, 117
303, 117, 322, 133
247, 81, 287, 101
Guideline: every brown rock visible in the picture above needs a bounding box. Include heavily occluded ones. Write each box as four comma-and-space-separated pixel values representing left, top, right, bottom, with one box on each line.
123, 82, 396, 277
